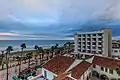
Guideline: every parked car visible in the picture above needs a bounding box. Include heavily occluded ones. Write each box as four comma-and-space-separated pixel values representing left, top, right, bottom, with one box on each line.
27, 76, 34, 80
30, 62, 36, 65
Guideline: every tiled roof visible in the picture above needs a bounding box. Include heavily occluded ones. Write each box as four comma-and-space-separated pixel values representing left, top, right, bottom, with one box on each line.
43, 56, 75, 75
93, 56, 120, 69
54, 73, 73, 80
71, 61, 92, 79
62, 77, 74, 80
54, 73, 67, 80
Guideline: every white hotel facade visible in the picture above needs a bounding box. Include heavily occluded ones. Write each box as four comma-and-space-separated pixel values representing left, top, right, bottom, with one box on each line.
74, 28, 112, 57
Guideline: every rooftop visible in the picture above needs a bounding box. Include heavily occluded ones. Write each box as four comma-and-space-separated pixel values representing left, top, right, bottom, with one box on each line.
93, 56, 120, 69
71, 61, 92, 79
43, 56, 75, 75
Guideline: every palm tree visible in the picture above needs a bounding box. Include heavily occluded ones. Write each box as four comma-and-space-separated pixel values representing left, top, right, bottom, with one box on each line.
38, 47, 43, 61
19, 43, 26, 77
51, 46, 54, 58
6, 46, 13, 80
45, 49, 49, 60
26, 52, 33, 68
0, 51, 4, 70
34, 45, 39, 66
54, 44, 59, 55
16, 56, 20, 65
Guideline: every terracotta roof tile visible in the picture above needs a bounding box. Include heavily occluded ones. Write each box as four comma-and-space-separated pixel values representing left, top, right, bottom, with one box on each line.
71, 61, 92, 79
43, 56, 75, 75
62, 77, 74, 80
93, 56, 120, 69
54, 73, 73, 80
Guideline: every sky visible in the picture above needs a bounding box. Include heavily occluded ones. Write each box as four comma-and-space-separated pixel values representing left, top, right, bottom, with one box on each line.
0, 0, 120, 40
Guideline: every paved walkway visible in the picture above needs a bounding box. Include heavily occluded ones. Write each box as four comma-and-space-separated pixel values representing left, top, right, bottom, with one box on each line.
0, 63, 28, 80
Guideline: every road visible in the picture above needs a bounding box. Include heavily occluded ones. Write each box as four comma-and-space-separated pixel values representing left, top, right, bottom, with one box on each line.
0, 63, 28, 80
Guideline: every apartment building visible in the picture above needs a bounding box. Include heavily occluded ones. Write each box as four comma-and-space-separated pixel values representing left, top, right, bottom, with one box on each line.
112, 40, 120, 59
74, 28, 112, 57
41, 55, 120, 80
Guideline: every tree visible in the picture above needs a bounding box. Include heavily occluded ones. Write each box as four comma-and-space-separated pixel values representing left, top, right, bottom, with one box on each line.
45, 49, 49, 60
6, 46, 13, 80
19, 43, 26, 77
51, 46, 54, 58
34, 45, 39, 66
16, 56, 20, 65
0, 51, 4, 68
38, 47, 43, 61
54, 44, 59, 55
26, 52, 33, 68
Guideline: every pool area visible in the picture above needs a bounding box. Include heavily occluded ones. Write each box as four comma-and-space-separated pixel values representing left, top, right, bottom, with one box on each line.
28, 74, 46, 80
36, 77, 45, 80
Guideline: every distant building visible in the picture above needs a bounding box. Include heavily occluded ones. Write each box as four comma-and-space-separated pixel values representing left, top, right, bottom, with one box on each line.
112, 40, 120, 59
74, 28, 112, 57
112, 40, 120, 48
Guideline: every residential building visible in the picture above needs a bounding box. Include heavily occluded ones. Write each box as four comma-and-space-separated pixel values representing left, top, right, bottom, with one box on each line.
112, 40, 120, 48
74, 28, 112, 57
112, 48, 120, 59
41, 55, 120, 80
42, 56, 92, 80
92, 56, 120, 80
42, 56, 75, 80
112, 40, 120, 59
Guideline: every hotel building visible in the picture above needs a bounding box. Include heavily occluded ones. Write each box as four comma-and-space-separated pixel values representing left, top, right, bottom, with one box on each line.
74, 28, 112, 57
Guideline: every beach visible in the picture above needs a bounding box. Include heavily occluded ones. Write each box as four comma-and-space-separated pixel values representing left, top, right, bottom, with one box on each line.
0, 40, 73, 53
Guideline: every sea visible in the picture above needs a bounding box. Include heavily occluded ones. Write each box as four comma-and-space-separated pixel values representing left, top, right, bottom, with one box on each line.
0, 40, 73, 53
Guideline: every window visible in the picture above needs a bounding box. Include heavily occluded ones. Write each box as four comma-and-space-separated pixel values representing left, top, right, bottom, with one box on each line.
93, 34, 96, 36
98, 33, 102, 36
98, 51, 102, 54
83, 34, 86, 37
98, 47, 102, 50
87, 50, 90, 53
87, 34, 90, 37
98, 42, 102, 45
93, 65, 96, 68
78, 35, 81, 37
92, 38, 96, 41
44, 70, 47, 78
105, 68, 108, 72
53, 75, 56, 79
92, 42, 96, 45
87, 42, 90, 45
109, 69, 113, 74
98, 38, 102, 41
82, 38, 85, 41
101, 67, 104, 71
114, 50, 118, 53
82, 50, 86, 52
87, 38, 90, 41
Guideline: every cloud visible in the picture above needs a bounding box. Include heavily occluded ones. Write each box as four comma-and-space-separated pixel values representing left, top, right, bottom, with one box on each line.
0, 32, 20, 36
0, 0, 120, 40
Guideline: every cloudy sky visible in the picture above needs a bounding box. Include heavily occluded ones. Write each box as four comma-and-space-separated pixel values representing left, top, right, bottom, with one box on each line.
0, 0, 120, 40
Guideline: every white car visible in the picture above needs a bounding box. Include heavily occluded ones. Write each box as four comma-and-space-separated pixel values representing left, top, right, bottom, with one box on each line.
30, 62, 36, 65
27, 76, 34, 80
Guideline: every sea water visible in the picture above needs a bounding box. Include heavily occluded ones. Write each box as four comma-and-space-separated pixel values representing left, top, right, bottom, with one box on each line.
0, 40, 73, 53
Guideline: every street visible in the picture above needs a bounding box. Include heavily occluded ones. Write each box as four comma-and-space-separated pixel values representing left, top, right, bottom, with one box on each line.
0, 62, 28, 80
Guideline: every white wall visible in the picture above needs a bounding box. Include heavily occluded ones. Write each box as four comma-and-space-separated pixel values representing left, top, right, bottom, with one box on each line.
77, 66, 92, 80
42, 68, 57, 80
93, 65, 120, 79
112, 49, 120, 57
